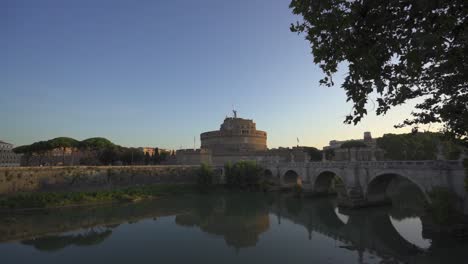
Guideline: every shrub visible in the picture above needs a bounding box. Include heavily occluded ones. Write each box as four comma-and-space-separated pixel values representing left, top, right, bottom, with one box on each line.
225, 161, 263, 190
197, 163, 214, 191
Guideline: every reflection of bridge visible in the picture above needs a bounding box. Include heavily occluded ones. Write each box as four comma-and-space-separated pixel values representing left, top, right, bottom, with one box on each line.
270, 197, 425, 262
259, 160, 466, 209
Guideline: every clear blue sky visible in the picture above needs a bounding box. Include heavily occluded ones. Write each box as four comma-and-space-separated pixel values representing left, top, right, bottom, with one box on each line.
1, 0, 421, 149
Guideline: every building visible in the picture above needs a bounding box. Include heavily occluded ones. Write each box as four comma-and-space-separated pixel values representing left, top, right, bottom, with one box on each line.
139, 147, 156, 156
323, 132, 383, 161
0, 140, 21, 167
176, 112, 310, 165
200, 111, 267, 154
324, 132, 377, 150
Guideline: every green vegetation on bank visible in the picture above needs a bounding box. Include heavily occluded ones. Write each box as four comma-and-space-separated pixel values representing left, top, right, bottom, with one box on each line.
0, 185, 197, 210
340, 140, 368, 149
225, 161, 264, 190
377, 132, 464, 160
196, 163, 215, 192
13, 137, 171, 166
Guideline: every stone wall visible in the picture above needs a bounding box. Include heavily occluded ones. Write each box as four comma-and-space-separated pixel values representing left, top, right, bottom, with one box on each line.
0, 165, 203, 195
175, 149, 212, 165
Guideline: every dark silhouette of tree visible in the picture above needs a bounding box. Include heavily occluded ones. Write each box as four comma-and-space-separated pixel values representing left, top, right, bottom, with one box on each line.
144, 152, 151, 165
304, 147, 322, 161
340, 140, 368, 149
152, 148, 161, 164
290, 0, 467, 142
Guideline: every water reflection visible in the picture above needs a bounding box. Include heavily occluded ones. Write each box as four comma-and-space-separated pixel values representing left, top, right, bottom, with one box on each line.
174, 194, 270, 249
0, 191, 467, 264
20, 228, 113, 251
390, 216, 431, 249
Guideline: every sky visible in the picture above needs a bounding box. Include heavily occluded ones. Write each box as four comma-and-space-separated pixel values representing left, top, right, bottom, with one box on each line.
1, 0, 426, 150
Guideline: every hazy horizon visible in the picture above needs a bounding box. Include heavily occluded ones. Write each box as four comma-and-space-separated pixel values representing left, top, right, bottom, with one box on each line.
1, 0, 433, 150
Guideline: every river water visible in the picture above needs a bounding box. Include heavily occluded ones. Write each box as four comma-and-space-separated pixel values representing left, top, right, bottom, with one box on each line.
0, 192, 467, 264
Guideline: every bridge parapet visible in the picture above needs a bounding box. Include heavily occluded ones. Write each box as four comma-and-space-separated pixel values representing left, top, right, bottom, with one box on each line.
260, 160, 463, 170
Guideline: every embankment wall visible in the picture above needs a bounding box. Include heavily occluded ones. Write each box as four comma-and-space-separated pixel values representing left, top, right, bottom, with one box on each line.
0, 166, 206, 194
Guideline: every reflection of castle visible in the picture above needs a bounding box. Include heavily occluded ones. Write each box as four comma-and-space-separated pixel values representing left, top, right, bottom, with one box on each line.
176, 112, 310, 165
176, 212, 270, 249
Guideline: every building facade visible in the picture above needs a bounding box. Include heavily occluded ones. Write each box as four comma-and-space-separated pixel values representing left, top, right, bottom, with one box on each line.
0, 140, 21, 167
176, 113, 311, 165
323, 132, 384, 161
200, 116, 267, 154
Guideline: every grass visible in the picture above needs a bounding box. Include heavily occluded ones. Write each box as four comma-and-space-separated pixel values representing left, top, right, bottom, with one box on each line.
0, 184, 198, 210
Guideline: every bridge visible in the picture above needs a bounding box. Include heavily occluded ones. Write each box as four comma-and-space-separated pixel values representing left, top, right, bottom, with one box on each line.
257, 160, 466, 210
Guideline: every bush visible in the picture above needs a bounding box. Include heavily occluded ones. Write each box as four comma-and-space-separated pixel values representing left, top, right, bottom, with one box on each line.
225, 161, 263, 190
197, 163, 214, 191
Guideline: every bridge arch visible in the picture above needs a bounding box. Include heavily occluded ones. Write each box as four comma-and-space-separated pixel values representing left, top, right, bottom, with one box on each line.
262, 169, 279, 185
366, 172, 430, 205
263, 169, 273, 179
283, 170, 302, 186
313, 170, 347, 196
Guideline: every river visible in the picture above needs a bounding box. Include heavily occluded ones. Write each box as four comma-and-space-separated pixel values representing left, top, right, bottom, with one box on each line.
0, 190, 467, 264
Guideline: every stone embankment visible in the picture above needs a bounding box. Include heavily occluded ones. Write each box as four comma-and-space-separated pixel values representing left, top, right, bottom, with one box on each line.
0, 166, 210, 195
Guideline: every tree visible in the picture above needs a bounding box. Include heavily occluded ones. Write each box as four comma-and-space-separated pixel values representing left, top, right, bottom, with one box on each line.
290, 0, 467, 142
324, 148, 335, 160
99, 146, 121, 165
48, 137, 79, 165
144, 152, 151, 165
79, 138, 115, 150
197, 163, 214, 191
152, 148, 161, 164
304, 147, 322, 161
340, 140, 368, 149
120, 148, 145, 165
224, 161, 263, 190
376, 132, 463, 160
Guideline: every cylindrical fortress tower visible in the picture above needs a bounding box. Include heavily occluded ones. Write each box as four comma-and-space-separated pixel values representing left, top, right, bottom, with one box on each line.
200, 116, 267, 154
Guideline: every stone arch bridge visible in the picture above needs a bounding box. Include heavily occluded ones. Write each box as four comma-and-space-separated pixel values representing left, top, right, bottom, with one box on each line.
258, 160, 466, 209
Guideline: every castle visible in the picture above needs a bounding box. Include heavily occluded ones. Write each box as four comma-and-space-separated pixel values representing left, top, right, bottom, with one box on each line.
176, 112, 384, 165
176, 112, 309, 166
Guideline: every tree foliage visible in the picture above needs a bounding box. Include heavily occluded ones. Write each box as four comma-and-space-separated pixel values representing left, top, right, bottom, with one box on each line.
79, 137, 115, 150
340, 140, 368, 149
324, 148, 335, 160
304, 147, 322, 161
290, 0, 467, 142
376, 132, 463, 160
197, 163, 214, 191
225, 161, 263, 190
13, 137, 150, 166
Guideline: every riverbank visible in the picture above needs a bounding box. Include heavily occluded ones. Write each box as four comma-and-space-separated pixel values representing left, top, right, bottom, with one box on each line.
0, 184, 201, 211
0, 165, 225, 195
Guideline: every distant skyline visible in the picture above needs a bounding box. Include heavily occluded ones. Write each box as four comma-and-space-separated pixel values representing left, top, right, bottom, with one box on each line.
1, 0, 433, 150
